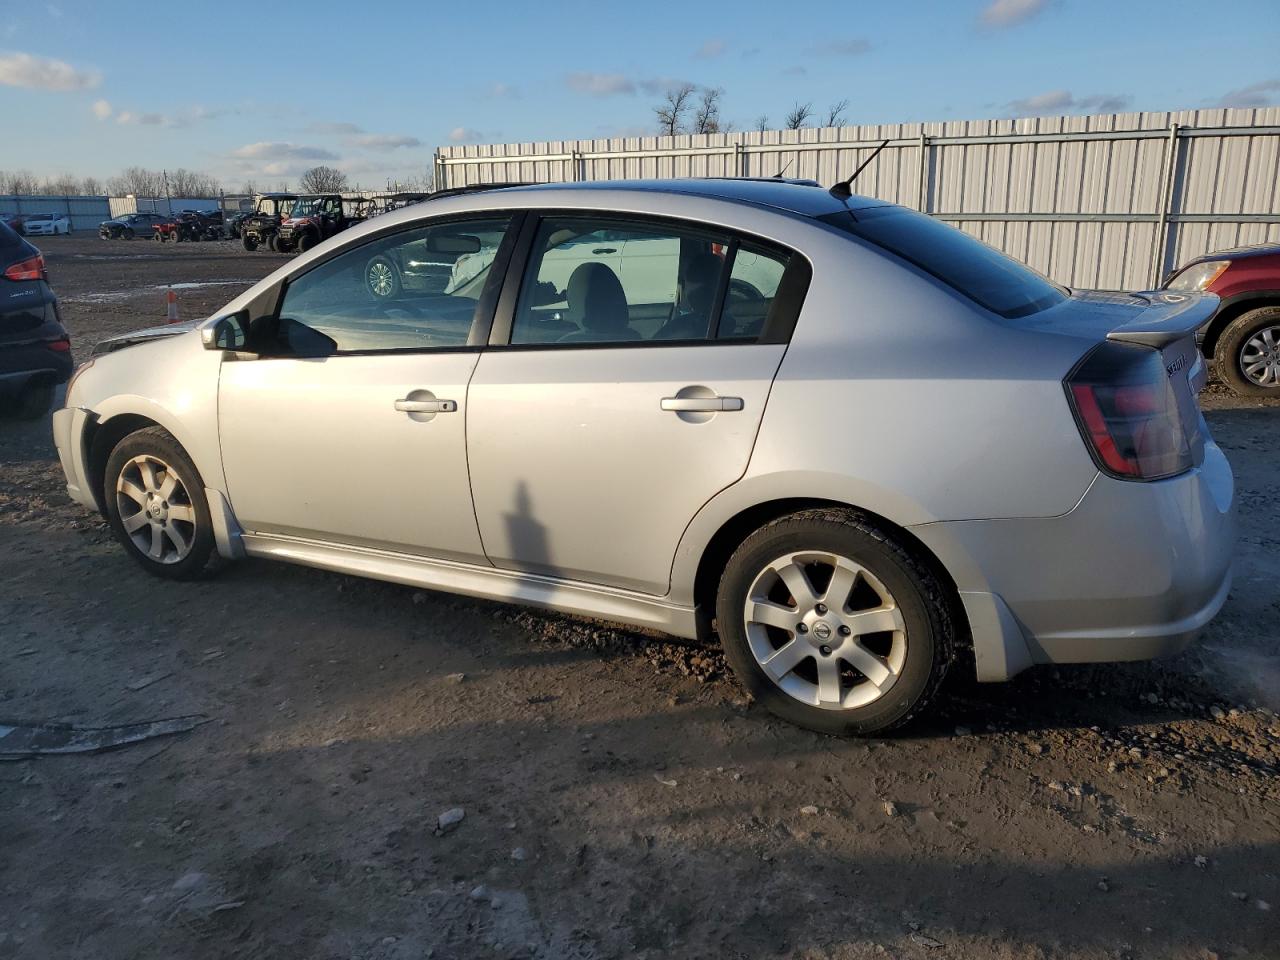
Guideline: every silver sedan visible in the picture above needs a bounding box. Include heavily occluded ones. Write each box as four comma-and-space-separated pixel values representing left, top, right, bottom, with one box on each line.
52, 179, 1235, 735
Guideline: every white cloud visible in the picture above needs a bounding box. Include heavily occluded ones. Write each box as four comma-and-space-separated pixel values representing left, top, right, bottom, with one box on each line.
812, 38, 872, 57
1006, 89, 1132, 115
0, 51, 100, 90
981, 0, 1048, 27
307, 120, 363, 135
488, 82, 519, 99
112, 104, 226, 128
1215, 79, 1280, 108
351, 133, 422, 150
566, 72, 636, 96
232, 141, 338, 162
694, 38, 726, 59
91, 98, 111, 120
449, 127, 484, 143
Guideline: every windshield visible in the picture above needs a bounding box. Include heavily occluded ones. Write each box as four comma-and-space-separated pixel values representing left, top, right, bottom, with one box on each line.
290, 199, 319, 218
822, 206, 1066, 319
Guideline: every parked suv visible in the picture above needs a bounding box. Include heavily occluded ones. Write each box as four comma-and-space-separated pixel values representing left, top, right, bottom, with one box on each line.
277, 194, 363, 253
52, 180, 1234, 735
1163, 243, 1280, 395
1, 222, 71, 418
241, 193, 297, 252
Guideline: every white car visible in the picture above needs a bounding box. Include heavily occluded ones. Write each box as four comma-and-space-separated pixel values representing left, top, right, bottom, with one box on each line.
21, 213, 72, 236
52, 179, 1234, 735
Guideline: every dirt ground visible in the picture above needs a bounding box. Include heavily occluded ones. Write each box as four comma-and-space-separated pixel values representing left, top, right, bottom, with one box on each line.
1, 235, 1277, 960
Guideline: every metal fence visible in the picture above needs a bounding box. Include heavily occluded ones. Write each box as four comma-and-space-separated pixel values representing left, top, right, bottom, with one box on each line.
435, 107, 1280, 290
0, 195, 111, 232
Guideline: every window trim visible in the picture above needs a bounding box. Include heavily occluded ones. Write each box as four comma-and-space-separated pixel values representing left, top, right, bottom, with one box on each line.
487, 209, 810, 350
267, 210, 528, 357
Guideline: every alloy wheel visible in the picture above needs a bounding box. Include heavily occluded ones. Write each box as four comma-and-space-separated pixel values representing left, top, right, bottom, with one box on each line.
1240, 324, 1280, 387
368, 261, 395, 297
743, 551, 907, 710
115, 454, 197, 564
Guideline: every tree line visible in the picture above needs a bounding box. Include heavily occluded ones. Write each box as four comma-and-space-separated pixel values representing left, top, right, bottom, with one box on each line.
654, 85, 851, 136
0, 166, 223, 198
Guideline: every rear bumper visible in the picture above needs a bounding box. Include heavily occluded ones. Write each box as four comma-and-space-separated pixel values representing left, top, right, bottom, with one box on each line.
0, 343, 73, 392
911, 439, 1235, 680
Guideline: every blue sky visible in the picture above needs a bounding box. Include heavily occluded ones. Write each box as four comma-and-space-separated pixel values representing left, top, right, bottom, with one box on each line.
1, 0, 1278, 191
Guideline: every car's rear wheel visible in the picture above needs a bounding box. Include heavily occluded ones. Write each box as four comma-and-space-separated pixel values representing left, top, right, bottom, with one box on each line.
1216, 305, 1280, 396
716, 508, 953, 736
123, 227, 135, 240
104, 427, 215, 580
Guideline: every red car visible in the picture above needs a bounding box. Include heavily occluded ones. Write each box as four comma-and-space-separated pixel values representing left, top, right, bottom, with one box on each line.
1163, 243, 1280, 395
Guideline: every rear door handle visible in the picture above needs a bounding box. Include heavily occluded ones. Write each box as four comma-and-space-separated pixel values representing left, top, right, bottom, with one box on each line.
660, 396, 744, 412
394, 398, 457, 413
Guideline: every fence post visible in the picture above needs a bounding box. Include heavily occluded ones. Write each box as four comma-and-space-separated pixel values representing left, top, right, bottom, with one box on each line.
917, 135, 930, 213
1150, 122, 1181, 288
733, 141, 744, 178
570, 150, 582, 182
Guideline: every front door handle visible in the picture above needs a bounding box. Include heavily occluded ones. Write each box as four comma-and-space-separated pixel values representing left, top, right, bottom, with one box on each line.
592, 247, 617, 255
660, 396, 744, 412
394, 398, 457, 413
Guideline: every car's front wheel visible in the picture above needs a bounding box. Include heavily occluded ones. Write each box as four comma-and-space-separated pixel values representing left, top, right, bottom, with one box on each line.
1216, 305, 1280, 396
716, 509, 953, 736
104, 427, 215, 580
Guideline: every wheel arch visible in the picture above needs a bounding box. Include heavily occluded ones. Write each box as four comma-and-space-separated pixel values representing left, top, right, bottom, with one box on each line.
684, 494, 972, 665
1201, 291, 1280, 357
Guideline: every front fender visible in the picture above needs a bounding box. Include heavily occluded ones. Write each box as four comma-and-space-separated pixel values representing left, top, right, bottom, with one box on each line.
72, 331, 225, 498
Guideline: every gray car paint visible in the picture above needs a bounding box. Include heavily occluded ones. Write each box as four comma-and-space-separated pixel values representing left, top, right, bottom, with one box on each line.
52, 179, 1235, 683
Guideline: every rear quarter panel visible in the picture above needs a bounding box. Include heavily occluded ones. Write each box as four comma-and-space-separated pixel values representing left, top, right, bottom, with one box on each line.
670, 226, 1101, 602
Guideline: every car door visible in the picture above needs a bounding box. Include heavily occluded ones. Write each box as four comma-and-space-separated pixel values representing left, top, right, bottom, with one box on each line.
218, 214, 517, 562
466, 213, 806, 595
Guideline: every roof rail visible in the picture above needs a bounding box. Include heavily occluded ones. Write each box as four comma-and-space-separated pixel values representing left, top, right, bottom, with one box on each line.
698, 176, 823, 187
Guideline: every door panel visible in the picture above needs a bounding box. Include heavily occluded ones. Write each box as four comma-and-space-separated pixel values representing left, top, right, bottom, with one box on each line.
466, 344, 785, 595
219, 352, 485, 562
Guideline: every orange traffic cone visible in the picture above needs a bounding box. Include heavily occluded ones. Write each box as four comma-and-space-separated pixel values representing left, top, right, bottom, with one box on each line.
165, 286, 179, 323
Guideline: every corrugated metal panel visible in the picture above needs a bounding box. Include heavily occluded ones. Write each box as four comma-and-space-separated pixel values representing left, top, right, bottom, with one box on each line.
0, 195, 112, 231
439, 107, 1280, 290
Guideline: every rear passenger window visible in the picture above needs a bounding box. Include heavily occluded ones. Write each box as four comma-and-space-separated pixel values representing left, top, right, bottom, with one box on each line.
719, 244, 789, 340
510, 217, 797, 346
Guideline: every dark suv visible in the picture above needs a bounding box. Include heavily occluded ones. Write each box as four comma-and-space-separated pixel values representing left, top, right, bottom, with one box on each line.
277, 194, 364, 253
241, 193, 298, 252
0, 222, 71, 418
1164, 243, 1280, 395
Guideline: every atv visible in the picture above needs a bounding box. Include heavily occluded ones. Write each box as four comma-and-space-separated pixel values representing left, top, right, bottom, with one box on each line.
240, 193, 298, 252
276, 194, 365, 254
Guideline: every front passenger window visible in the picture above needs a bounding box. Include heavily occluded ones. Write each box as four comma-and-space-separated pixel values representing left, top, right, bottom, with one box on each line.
273, 216, 512, 353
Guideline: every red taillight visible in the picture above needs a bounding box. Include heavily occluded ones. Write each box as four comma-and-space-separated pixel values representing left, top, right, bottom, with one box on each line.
48, 338, 71, 352
4, 254, 46, 282
1066, 341, 1198, 481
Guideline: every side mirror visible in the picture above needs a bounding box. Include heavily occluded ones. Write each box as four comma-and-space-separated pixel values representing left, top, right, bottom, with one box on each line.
201, 312, 248, 351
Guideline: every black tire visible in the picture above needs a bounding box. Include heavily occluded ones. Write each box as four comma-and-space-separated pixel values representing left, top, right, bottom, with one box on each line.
1214, 305, 1280, 396
241, 233, 258, 252
295, 231, 315, 254
12, 382, 55, 420
103, 426, 216, 581
123, 227, 135, 240
715, 508, 954, 736
365, 255, 402, 299
268, 235, 280, 253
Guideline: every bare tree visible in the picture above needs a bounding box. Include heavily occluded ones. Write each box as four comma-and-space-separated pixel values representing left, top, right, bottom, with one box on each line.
81, 176, 103, 195
824, 99, 850, 127
167, 168, 221, 198
2, 170, 41, 195
784, 102, 813, 130
298, 165, 349, 193
40, 174, 84, 195
655, 83, 696, 137
692, 87, 723, 134
107, 166, 165, 197
239, 181, 259, 196
754, 114, 771, 133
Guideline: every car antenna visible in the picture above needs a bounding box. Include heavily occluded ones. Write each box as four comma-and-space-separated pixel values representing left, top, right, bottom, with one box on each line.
829, 139, 890, 199
772, 158, 795, 179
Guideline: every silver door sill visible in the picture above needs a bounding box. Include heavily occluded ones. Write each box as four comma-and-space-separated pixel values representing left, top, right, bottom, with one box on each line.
240, 532, 699, 639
